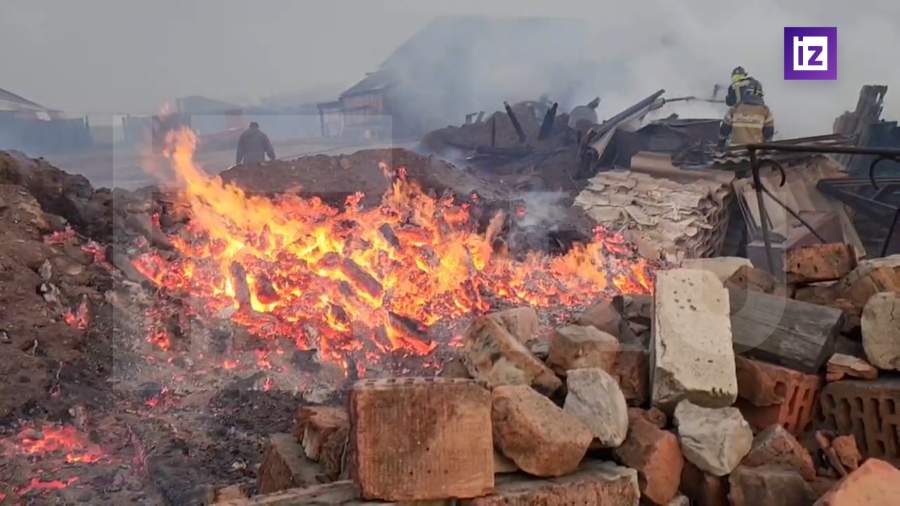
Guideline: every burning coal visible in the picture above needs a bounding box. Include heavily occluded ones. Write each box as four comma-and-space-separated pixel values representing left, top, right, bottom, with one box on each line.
132, 128, 653, 373
11, 425, 107, 464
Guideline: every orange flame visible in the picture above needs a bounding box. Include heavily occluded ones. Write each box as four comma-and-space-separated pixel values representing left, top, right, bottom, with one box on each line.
134, 127, 653, 369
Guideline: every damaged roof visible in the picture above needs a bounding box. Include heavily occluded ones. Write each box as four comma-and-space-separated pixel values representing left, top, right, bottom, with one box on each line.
340, 70, 396, 99
0, 87, 55, 113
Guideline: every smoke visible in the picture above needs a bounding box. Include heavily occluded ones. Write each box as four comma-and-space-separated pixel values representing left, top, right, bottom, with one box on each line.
580, 1, 900, 137
0, 0, 897, 139
379, 1, 900, 138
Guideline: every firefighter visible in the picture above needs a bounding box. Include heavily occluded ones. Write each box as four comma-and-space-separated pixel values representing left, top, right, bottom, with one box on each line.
726, 66, 764, 106
719, 98, 774, 148
236, 121, 276, 165
719, 67, 773, 148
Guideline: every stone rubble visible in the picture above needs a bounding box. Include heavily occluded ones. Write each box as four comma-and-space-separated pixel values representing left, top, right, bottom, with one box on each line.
728, 465, 816, 506
650, 269, 738, 411
861, 292, 900, 371
546, 324, 620, 376
576, 299, 623, 337
673, 400, 753, 477
228, 255, 900, 505
492, 384, 593, 477
813, 458, 900, 506
740, 425, 816, 481
464, 315, 562, 394
563, 368, 629, 448
826, 353, 879, 381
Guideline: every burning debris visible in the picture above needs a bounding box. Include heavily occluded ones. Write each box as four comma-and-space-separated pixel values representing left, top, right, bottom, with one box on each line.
1, 74, 899, 506
130, 128, 652, 375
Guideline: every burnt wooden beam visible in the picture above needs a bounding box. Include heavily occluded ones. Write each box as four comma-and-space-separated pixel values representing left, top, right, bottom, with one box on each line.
538, 102, 558, 141
728, 287, 842, 373
490, 115, 496, 147
503, 101, 527, 143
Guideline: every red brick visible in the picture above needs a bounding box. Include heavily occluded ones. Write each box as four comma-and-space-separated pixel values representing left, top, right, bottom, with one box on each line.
609, 344, 648, 406
831, 436, 861, 471
257, 433, 323, 494
627, 407, 667, 429
492, 385, 592, 477
814, 458, 900, 505
735, 356, 820, 434
294, 406, 349, 480
576, 300, 623, 338
826, 354, 878, 382
679, 461, 727, 506
817, 379, 900, 466
213, 484, 247, 503
349, 377, 493, 501
729, 465, 815, 506
725, 264, 779, 294
215, 481, 360, 506
741, 425, 816, 481
546, 325, 620, 375
613, 417, 683, 504
463, 461, 639, 506
786, 243, 857, 284
837, 266, 900, 314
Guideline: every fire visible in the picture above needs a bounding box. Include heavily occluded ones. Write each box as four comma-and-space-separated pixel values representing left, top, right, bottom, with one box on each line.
134, 128, 653, 369
44, 226, 76, 245
147, 328, 171, 351
64, 297, 90, 330
12, 425, 106, 464
16, 477, 79, 496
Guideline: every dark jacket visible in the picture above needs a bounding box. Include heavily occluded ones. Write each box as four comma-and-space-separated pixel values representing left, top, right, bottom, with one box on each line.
236, 127, 275, 164
726, 76, 764, 106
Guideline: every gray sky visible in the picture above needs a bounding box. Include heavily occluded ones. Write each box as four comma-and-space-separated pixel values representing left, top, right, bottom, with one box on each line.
1, 0, 898, 135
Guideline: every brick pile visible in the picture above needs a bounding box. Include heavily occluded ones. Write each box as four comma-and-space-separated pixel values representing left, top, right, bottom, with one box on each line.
215, 251, 900, 505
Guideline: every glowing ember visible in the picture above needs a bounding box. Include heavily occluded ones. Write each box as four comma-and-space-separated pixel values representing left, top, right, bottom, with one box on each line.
81, 239, 109, 265
16, 477, 79, 496
12, 425, 106, 464
147, 328, 171, 351
44, 226, 76, 245
134, 128, 653, 370
64, 297, 90, 330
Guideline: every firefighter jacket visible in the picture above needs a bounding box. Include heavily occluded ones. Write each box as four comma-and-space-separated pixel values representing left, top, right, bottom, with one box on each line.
721, 103, 774, 146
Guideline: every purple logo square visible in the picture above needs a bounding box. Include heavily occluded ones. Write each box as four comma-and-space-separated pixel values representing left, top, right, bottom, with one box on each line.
784, 27, 837, 80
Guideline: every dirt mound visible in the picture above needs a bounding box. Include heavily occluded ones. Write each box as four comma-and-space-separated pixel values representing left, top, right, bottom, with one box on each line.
219, 148, 511, 208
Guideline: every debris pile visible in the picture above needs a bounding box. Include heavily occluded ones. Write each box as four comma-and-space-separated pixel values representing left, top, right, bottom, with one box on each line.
3, 82, 900, 504
575, 169, 735, 262
214, 249, 900, 505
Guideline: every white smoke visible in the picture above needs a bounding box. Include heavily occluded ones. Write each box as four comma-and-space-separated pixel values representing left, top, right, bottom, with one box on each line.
383, 1, 900, 138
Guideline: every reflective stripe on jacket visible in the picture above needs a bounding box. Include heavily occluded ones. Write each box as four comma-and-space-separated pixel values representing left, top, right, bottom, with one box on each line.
721, 103, 774, 145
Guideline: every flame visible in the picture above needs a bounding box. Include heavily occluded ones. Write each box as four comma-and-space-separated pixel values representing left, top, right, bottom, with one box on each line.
134, 127, 653, 370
